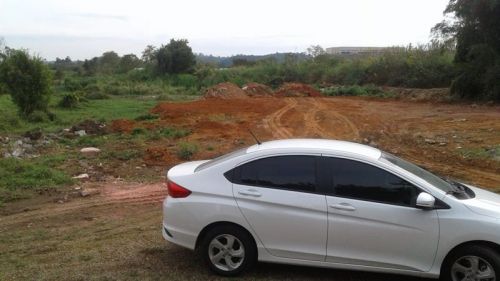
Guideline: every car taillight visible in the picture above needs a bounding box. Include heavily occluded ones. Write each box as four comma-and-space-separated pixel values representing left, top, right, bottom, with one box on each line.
166, 180, 191, 198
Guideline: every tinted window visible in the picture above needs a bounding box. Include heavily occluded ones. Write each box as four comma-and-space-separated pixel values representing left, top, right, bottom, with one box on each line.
326, 158, 419, 207
236, 156, 317, 192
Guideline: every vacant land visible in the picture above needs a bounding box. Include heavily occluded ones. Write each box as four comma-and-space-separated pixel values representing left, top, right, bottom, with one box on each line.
1, 95, 499, 280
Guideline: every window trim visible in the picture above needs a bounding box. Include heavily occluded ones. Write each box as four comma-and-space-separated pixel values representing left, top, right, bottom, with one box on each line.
319, 154, 426, 208
230, 154, 323, 195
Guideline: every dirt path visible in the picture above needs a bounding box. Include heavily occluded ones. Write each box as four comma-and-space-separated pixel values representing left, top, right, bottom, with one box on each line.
264, 98, 360, 140
263, 98, 297, 139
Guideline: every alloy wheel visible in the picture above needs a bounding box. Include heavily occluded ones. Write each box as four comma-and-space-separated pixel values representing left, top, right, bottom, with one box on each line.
451, 255, 496, 281
208, 234, 245, 271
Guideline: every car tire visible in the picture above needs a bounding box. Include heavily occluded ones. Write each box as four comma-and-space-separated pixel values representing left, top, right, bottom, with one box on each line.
441, 245, 500, 281
200, 225, 256, 276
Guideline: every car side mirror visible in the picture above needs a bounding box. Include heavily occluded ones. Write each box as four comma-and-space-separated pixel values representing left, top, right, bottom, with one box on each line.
416, 192, 436, 209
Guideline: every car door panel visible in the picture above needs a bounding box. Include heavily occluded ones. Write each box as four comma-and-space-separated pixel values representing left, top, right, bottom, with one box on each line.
231, 155, 328, 261
321, 156, 440, 272
234, 185, 327, 261
326, 196, 439, 271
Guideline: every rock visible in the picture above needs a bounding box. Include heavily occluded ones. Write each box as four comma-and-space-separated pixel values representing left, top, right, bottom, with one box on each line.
75, 130, 87, 137
71, 120, 107, 135
424, 138, 437, 145
80, 188, 100, 197
11, 148, 24, 158
80, 147, 101, 156
72, 173, 90, 180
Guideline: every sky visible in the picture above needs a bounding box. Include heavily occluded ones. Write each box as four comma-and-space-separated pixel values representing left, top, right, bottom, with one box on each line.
0, 0, 450, 60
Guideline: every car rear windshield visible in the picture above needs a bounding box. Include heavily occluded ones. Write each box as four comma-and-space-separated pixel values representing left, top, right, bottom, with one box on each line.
380, 152, 454, 193
195, 147, 248, 172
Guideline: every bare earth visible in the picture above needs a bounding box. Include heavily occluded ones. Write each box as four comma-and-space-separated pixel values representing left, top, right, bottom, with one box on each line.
1, 97, 499, 280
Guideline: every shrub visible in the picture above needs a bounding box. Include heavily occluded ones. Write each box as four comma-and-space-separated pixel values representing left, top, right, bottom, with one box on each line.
0, 49, 52, 116
170, 74, 199, 88
84, 91, 110, 100
322, 85, 393, 98
134, 113, 159, 121
176, 142, 198, 160
131, 127, 146, 135
26, 110, 49, 122
108, 149, 141, 161
58, 92, 81, 108
160, 127, 190, 139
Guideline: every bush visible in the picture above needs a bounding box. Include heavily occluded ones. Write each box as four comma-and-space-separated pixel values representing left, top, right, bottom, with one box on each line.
58, 92, 81, 108
84, 91, 110, 100
170, 74, 199, 88
176, 142, 198, 160
0, 49, 52, 116
134, 113, 159, 121
131, 127, 146, 135
159, 127, 190, 139
322, 85, 393, 98
26, 110, 50, 122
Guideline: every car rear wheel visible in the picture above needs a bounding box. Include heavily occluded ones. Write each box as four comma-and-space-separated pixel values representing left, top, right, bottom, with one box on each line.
200, 225, 256, 276
442, 245, 500, 281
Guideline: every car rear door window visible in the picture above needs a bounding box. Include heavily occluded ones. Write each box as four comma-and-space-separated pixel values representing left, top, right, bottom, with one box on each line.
235, 156, 317, 192
325, 157, 419, 207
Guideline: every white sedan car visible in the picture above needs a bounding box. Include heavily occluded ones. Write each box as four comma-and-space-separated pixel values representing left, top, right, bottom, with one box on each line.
162, 139, 500, 281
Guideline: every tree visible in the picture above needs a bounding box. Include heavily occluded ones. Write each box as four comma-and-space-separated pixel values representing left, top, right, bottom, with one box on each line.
155, 39, 196, 75
99, 51, 120, 74
0, 49, 52, 116
433, 0, 500, 101
118, 54, 141, 73
141, 45, 157, 63
307, 45, 326, 58
82, 57, 99, 76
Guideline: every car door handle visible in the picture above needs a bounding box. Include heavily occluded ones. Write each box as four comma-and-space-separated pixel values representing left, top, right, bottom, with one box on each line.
238, 189, 262, 197
329, 203, 356, 211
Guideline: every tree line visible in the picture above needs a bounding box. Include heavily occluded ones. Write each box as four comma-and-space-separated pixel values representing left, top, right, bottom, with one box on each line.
0, 0, 499, 120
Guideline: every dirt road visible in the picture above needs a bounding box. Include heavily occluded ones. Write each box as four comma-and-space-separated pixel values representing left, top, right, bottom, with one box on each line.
1, 96, 499, 280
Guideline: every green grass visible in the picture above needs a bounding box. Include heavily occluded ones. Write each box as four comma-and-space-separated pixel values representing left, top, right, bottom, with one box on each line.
321, 85, 395, 98
459, 145, 500, 161
0, 155, 73, 204
0, 94, 157, 134
176, 142, 199, 160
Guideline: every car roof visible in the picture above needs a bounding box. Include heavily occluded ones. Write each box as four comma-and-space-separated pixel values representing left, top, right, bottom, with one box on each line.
246, 139, 382, 159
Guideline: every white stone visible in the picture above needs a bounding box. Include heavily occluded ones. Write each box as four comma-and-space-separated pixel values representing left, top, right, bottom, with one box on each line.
72, 173, 90, 180
80, 147, 101, 155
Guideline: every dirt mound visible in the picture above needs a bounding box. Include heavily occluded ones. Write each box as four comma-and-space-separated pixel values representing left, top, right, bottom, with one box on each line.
203, 82, 248, 99
242, 83, 274, 97
110, 119, 136, 133
71, 119, 107, 135
274, 83, 322, 97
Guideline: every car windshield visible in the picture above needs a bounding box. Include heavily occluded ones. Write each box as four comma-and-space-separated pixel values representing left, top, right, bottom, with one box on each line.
195, 147, 248, 172
380, 152, 455, 193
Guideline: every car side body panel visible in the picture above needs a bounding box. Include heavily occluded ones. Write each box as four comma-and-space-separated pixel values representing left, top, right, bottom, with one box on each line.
162, 139, 500, 280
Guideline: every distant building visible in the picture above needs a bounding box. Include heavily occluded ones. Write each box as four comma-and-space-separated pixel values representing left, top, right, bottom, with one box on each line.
325, 47, 389, 56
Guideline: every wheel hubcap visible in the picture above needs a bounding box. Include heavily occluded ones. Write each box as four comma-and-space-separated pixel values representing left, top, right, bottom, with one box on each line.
208, 234, 245, 271
451, 256, 496, 281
